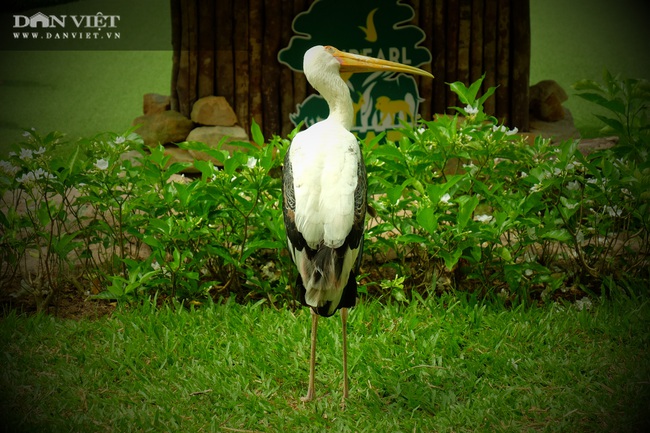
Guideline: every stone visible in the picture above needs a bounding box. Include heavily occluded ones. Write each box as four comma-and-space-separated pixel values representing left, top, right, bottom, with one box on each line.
186, 125, 250, 165
191, 96, 238, 126
576, 136, 618, 156
143, 93, 171, 115
529, 80, 568, 122
132, 110, 194, 147
162, 145, 200, 173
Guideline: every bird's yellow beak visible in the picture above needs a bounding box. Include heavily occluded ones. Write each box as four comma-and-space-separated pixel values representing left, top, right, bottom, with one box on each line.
325, 45, 434, 79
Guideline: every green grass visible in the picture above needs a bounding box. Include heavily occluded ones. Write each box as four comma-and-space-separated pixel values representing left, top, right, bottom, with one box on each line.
1, 296, 648, 432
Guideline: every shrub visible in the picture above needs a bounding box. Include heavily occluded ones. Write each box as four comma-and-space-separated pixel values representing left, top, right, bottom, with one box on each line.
1, 76, 647, 312
363, 74, 648, 302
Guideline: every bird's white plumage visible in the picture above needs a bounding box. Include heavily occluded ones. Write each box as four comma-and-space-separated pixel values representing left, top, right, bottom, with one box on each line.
290, 119, 359, 249
288, 118, 361, 311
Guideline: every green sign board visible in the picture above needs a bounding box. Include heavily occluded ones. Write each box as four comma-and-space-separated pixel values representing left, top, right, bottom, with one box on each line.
278, 0, 432, 141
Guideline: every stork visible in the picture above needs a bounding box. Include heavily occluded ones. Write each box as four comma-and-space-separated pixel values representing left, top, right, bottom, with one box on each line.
282, 45, 433, 403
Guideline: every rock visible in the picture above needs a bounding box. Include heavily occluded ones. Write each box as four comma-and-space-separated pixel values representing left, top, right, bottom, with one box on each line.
132, 110, 194, 147
186, 125, 250, 165
577, 136, 619, 156
191, 96, 238, 126
529, 80, 568, 122
162, 145, 200, 173
143, 93, 171, 115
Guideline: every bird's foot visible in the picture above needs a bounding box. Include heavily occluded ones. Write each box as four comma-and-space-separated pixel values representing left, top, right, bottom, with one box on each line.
300, 390, 315, 403
340, 388, 348, 409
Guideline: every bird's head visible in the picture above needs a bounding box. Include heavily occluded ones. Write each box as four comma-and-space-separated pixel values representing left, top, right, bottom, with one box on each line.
303, 45, 434, 82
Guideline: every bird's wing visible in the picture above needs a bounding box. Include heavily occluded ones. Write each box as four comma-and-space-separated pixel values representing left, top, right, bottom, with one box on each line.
282, 149, 307, 262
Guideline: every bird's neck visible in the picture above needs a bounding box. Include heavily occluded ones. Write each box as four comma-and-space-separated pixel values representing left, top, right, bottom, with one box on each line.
320, 76, 354, 130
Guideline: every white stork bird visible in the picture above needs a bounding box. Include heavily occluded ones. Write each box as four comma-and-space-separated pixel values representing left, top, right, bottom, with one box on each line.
282, 45, 433, 402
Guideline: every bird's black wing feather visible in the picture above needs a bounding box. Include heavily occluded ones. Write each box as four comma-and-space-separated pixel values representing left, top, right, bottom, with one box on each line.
282, 150, 308, 255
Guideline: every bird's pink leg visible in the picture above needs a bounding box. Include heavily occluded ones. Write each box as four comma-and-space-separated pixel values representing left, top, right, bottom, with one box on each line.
301, 309, 318, 402
341, 307, 349, 401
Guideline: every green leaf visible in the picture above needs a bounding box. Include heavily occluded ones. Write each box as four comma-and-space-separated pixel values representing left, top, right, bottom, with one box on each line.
477, 85, 497, 107
165, 162, 192, 178
540, 229, 572, 243
142, 235, 164, 249
416, 206, 438, 235
396, 233, 428, 244
426, 175, 462, 203
37, 201, 51, 227
250, 119, 265, 147
241, 239, 284, 261
594, 114, 625, 134
572, 79, 603, 92
193, 159, 215, 179
223, 151, 248, 175
575, 92, 626, 115
457, 195, 479, 230
498, 246, 513, 262
440, 248, 463, 271
51, 232, 81, 257
386, 184, 404, 204
449, 81, 471, 105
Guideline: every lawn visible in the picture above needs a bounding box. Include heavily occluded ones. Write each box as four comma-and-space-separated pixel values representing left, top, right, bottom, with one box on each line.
1, 296, 649, 432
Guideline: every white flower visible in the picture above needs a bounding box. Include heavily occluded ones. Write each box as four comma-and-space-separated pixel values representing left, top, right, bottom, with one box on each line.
0, 160, 20, 176
505, 127, 518, 136
19, 148, 34, 160
474, 214, 493, 223
94, 158, 109, 170
22, 131, 31, 138
114, 136, 126, 145
520, 171, 528, 178
604, 205, 622, 217
33, 168, 54, 180
464, 104, 479, 115
440, 193, 451, 204
16, 172, 35, 184
33, 146, 46, 155
575, 297, 592, 311
566, 180, 580, 191
246, 156, 258, 169
530, 183, 543, 193
16, 168, 53, 184
462, 162, 477, 175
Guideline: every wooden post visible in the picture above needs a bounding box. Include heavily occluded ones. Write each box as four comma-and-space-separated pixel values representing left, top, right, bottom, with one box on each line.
510, 0, 531, 130
169, 0, 531, 137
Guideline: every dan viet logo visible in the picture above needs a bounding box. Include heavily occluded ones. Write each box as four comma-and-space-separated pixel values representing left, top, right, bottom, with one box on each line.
12, 12, 121, 40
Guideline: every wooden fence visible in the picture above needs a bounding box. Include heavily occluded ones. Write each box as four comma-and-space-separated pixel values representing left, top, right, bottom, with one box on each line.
170, 0, 530, 138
